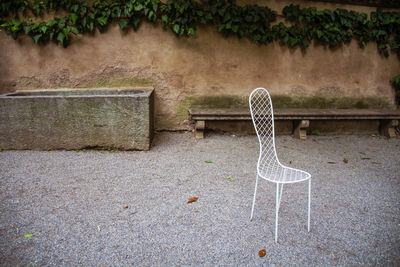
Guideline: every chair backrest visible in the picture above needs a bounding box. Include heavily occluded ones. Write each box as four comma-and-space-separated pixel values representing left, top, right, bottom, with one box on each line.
249, 87, 280, 171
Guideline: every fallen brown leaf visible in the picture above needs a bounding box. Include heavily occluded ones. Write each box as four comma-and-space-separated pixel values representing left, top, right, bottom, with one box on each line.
343, 158, 348, 164
327, 162, 336, 164
371, 162, 383, 164
258, 249, 266, 258
124, 206, 129, 209
187, 197, 198, 204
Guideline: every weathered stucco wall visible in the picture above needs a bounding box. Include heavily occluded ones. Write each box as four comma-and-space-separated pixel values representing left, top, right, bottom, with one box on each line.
0, 0, 399, 130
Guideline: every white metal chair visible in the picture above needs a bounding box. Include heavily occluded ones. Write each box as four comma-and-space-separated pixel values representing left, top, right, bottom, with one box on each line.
249, 87, 311, 243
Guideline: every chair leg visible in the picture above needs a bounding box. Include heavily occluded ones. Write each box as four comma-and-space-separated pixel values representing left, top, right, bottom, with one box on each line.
275, 183, 279, 243
308, 178, 311, 232
277, 183, 284, 212
250, 174, 259, 221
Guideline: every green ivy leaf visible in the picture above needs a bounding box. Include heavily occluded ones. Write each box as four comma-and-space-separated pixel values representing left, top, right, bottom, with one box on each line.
71, 4, 79, 13
118, 20, 128, 30
10, 17, 21, 26
24, 25, 31, 34
46, 20, 57, 27
97, 17, 107, 26
71, 28, 79, 35
152, 0, 158, 12
33, 34, 42, 44
173, 24, 180, 34
283, 34, 289, 43
134, 4, 144, 11
131, 17, 141, 30
187, 27, 195, 36
40, 25, 47, 33
70, 13, 78, 25
148, 10, 154, 21
57, 32, 65, 45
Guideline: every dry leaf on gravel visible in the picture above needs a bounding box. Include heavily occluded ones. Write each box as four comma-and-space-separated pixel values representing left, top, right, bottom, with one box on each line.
187, 197, 198, 204
343, 158, 348, 164
371, 162, 383, 164
258, 249, 266, 257
327, 162, 336, 164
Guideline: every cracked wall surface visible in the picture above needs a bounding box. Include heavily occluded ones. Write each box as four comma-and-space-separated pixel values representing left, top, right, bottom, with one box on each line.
0, 1, 399, 130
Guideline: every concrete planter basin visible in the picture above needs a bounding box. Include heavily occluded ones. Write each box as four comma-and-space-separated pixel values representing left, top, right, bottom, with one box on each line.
0, 88, 154, 150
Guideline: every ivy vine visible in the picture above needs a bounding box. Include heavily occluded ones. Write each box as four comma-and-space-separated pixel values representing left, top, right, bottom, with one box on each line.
393, 75, 400, 105
1, 0, 399, 55
0, 0, 399, 104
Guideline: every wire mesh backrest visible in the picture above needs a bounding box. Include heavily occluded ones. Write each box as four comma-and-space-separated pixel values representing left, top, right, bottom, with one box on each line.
249, 88, 279, 169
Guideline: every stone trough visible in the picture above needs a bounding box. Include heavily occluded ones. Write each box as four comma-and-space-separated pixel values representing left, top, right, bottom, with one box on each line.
0, 88, 154, 150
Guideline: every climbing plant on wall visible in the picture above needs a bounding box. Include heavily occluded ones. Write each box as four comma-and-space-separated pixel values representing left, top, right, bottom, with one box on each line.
1, 0, 399, 55
393, 75, 400, 105
0, 0, 399, 103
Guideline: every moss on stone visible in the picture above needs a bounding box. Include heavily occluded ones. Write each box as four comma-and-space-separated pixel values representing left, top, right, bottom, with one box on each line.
270, 95, 392, 109
176, 95, 249, 117
78, 77, 153, 88
176, 94, 393, 115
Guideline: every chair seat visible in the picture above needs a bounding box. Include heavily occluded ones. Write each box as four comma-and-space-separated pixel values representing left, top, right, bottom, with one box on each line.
258, 165, 311, 184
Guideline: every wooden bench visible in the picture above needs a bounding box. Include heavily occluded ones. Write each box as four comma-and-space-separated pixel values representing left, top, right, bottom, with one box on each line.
189, 108, 400, 139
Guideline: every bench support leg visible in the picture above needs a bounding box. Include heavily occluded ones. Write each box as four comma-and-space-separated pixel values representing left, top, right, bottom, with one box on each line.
195, 121, 205, 139
380, 119, 398, 138
293, 120, 310, 140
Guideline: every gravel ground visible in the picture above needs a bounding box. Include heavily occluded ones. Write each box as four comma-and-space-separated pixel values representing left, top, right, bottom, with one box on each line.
0, 132, 399, 266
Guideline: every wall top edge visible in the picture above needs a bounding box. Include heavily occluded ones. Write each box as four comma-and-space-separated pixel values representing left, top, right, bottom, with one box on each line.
305, 0, 400, 8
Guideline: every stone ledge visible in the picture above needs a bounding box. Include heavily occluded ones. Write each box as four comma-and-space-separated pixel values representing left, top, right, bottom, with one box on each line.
189, 108, 400, 139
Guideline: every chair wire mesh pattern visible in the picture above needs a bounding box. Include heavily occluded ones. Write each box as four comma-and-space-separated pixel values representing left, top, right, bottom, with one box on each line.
249, 87, 312, 242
